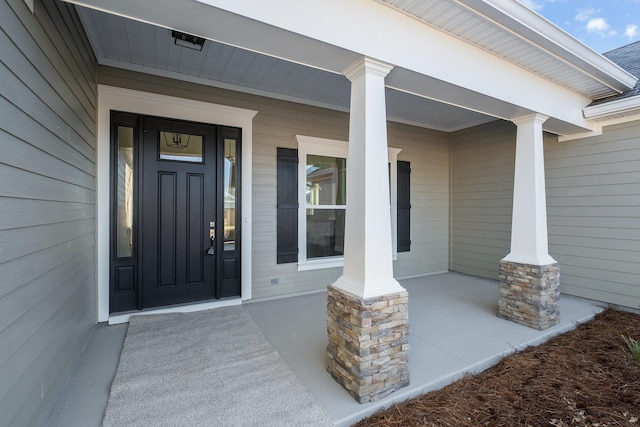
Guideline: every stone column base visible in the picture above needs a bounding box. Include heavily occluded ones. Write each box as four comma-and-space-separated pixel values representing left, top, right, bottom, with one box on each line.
498, 260, 560, 330
326, 285, 409, 403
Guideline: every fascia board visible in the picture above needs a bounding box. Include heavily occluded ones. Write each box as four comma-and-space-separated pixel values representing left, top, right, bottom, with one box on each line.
559, 96, 640, 141
583, 96, 640, 121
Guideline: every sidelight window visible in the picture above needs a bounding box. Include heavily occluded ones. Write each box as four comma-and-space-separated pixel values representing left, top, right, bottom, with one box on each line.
224, 138, 238, 251
115, 126, 134, 258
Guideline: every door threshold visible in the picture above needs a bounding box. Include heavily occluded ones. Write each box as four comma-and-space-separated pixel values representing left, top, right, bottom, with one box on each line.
108, 298, 243, 325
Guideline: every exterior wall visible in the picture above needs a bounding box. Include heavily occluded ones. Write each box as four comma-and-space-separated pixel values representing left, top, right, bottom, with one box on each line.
450, 121, 515, 279
388, 122, 450, 279
545, 121, 640, 309
98, 66, 450, 300
450, 119, 640, 309
0, 1, 98, 426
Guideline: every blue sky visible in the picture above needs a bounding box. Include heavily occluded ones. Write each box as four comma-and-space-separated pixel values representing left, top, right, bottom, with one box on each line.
518, 0, 640, 53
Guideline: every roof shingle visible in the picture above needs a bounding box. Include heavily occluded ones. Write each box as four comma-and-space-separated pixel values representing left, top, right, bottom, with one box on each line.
591, 41, 640, 105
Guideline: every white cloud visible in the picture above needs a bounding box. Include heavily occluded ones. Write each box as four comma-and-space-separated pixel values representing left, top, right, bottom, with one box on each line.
625, 24, 639, 41
586, 17, 613, 34
575, 8, 597, 22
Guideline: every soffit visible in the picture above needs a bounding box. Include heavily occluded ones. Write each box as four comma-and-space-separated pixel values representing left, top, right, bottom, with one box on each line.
377, 0, 634, 100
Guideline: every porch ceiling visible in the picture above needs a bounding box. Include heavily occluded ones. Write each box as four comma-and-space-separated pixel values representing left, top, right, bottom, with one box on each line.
76, 6, 494, 132
69, 0, 636, 136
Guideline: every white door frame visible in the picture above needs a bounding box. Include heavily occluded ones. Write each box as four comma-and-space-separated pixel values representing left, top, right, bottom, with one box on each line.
96, 85, 257, 323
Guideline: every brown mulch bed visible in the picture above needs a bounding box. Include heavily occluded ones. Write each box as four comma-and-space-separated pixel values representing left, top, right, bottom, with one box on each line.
354, 309, 640, 427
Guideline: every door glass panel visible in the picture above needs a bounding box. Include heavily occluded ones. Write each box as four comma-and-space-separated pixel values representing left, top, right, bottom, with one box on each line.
159, 131, 203, 163
306, 155, 346, 205
116, 126, 134, 258
224, 138, 237, 251
306, 208, 345, 258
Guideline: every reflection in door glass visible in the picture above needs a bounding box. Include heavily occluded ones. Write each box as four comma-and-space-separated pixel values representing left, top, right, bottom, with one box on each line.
116, 126, 134, 258
159, 131, 203, 163
224, 139, 237, 251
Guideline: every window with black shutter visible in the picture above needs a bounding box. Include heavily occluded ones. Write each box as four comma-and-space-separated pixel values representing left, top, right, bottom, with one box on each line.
276, 147, 410, 265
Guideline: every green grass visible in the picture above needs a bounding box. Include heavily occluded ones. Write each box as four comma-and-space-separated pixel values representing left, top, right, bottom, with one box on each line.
623, 335, 640, 369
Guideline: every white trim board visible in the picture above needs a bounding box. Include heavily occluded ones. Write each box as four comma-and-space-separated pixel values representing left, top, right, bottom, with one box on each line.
96, 85, 257, 322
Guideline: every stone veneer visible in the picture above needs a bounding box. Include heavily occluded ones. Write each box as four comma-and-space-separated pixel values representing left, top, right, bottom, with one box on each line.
326, 285, 409, 403
498, 260, 560, 330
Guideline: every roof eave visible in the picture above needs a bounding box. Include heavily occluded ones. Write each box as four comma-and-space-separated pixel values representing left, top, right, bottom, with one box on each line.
463, 0, 638, 94
583, 95, 640, 122
558, 95, 640, 141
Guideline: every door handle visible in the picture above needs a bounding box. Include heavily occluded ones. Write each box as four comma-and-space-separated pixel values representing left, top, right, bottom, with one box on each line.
206, 222, 215, 255
206, 236, 215, 255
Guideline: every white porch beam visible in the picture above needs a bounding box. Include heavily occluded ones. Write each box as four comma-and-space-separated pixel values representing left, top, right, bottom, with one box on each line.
187, 0, 605, 134
332, 57, 404, 299
503, 113, 556, 266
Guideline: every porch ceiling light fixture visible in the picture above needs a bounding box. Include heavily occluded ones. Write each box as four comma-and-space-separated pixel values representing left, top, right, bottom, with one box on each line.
164, 132, 190, 149
172, 30, 205, 51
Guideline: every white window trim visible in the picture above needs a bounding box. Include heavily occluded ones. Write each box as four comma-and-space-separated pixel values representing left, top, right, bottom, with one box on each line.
295, 135, 401, 271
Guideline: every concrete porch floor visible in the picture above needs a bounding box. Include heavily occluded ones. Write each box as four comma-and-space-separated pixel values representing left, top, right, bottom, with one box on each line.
46, 272, 604, 427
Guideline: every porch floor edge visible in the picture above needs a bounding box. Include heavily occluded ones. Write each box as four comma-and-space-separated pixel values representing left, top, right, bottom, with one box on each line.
47, 272, 605, 427
330, 303, 603, 427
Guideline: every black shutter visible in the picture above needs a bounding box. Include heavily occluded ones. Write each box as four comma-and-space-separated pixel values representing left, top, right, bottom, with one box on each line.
277, 148, 298, 263
397, 161, 411, 252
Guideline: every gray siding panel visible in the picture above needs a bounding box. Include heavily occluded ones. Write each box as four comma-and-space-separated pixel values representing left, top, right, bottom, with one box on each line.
388, 123, 450, 279
0, 130, 95, 188
0, 97, 95, 175
450, 119, 640, 309
98, 66, 450, 300
0, 199, 94, 231
450, 121, 515, 278
545, 121, 640, 309
0, 0, 97, 426
0, 163, 94, 203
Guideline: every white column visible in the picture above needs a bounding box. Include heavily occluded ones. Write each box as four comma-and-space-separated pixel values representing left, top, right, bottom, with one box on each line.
332, 57, 405, 299
503, 113, 556, 266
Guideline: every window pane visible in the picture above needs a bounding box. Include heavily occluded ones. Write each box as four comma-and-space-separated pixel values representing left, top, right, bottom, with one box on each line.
306, 155, 346, 205
223, 138, 237, 251
159, 131, 203, 162
116, 126, 134, 258
306, 209, 345, 258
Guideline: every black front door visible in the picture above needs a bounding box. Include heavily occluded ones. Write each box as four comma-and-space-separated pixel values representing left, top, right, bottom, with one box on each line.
109, 113, 241, 313
140, 117, 217, 308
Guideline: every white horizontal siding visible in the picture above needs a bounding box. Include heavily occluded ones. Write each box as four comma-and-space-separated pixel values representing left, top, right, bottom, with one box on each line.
0, 0, 97, 426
